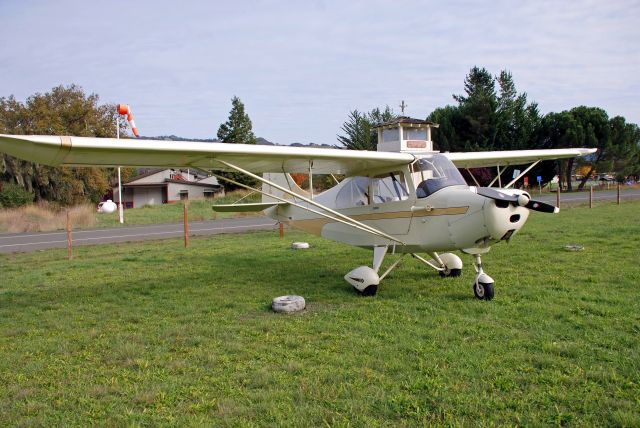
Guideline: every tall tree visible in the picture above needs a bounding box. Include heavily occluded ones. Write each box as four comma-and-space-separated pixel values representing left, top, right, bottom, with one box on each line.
566, 106, 609, 190
217, 96, 256, 145
454, 66, 498, 151
428, 105, 462, 152
429, 67, 540, 154
216, 96, 257, 189
571, 111, 638, 189
537, 111, 580, 188
337, 106, 397, 151
494, 71, 540, 151
0, 85, 122, 204
537, 107, 639, 190
337, 110, 372, 150
607, 116, 640, 181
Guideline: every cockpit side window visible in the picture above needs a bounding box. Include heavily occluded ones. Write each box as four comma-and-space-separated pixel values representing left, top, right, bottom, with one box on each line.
335, 176, 369, 208
371, 171, 409, 204
414, 155, 467, 198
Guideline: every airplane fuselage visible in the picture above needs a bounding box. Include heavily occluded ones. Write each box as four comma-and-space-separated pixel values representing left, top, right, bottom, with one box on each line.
264, 154, 531, 255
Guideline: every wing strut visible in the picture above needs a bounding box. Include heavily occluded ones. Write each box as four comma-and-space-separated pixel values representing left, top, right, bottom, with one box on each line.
489, 165, 503, 187
504, 160, 540, 189
209, 168, 405, 245
215, 159, 406, 245
465, 168, 481, 187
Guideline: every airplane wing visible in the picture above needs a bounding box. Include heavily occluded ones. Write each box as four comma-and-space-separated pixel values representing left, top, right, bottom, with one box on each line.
0, 134, 414, 176
0, 134, 596, 175
444, 148, 597, 169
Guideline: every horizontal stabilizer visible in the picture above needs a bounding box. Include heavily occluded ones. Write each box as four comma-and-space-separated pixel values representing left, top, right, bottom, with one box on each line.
211, 202, 288, 212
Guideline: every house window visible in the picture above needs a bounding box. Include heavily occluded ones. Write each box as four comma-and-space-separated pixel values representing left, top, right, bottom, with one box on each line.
403, 128, 427, 140
382, 127, 400, 142
203, 190, 215, 198
179, 190, 188, 200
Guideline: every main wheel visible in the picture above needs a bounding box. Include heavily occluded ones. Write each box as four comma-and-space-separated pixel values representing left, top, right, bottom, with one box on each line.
356, 284, 378, 296
473, 281, 494, 300
439, 268, 462, 278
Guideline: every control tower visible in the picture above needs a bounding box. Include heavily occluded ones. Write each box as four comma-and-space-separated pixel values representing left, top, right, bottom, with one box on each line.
373, 117, 439, 153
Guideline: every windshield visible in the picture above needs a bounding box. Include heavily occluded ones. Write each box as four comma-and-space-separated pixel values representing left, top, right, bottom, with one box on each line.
414, 154, 467, 198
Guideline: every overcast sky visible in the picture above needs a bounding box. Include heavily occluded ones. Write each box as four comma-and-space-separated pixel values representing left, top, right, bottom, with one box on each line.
0, 0, 638, 144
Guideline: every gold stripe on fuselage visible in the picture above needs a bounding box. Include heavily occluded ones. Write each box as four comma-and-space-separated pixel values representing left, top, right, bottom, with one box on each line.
286, 206, 469, 236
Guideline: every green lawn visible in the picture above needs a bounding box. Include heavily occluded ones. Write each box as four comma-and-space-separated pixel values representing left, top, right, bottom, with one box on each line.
1, 202, 639, 426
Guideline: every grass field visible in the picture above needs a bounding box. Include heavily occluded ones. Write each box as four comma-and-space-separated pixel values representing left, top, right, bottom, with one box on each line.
1, 201, 639, 426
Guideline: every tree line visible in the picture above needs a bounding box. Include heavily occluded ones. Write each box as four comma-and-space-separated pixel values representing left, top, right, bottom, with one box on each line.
0, 85, 135, 206
0, 87, 260, 205
338, 67, 640, 190
1, 70, 639, 207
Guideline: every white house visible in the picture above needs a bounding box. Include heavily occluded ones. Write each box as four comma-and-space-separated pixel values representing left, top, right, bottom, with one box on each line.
112, 169, 223, 208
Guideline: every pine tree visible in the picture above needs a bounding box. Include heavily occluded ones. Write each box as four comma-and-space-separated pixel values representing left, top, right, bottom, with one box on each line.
217, 96, 257, 145
215, 96, 257, 189
337, 106, 397, 151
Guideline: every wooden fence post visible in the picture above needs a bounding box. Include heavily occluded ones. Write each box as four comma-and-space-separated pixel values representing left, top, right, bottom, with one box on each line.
279, 223, 284, 239
183, 203, 189, 247
556, 186, 561, 210
66, 210, 73, 260
589, 185, 593, 209
617, 183, 621, 205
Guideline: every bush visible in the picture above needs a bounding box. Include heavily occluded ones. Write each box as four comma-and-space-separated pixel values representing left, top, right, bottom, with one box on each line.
0, 202, 96, 232
0, 183, 34, 208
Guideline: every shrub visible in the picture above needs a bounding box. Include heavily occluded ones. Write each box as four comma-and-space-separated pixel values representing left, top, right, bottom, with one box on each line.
0, 202, 96, 232
0, 183, 34, 208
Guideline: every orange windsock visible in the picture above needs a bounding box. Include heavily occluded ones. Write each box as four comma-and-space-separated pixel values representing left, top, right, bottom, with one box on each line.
117, 104, 130, 115
116, 103, 139, 137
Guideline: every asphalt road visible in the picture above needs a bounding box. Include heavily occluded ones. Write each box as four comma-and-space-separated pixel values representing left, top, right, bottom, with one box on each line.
1, 187, 638, 254
0, 217, 278, 254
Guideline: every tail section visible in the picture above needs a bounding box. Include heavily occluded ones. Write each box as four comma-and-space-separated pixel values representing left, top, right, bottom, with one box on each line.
262, 173, 310, 203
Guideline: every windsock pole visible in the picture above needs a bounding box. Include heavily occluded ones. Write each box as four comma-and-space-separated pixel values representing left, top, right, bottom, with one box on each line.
115, 104, 140, 223
116, 116, 124, 223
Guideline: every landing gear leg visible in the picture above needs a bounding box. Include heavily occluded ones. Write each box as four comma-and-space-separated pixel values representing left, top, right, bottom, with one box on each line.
472, 254, 494, 300
411, 252, 463, 277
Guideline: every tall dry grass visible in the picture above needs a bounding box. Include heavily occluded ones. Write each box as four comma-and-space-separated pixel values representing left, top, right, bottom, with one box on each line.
0, 202, 96, 233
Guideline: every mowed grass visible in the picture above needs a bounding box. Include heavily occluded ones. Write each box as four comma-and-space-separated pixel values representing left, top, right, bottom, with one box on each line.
1, 202, 639, 426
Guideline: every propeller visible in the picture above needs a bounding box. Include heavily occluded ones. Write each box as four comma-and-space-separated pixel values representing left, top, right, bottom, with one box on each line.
476, 187, 559, 214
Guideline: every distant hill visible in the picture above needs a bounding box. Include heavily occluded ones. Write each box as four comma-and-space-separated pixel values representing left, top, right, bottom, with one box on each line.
290, 142, 340, 149
256, 137, 274, 145
139, 135, 340, 149
139, 135, 219, 143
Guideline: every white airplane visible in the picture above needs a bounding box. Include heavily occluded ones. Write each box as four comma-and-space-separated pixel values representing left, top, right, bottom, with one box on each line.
0, 117, 595, 300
